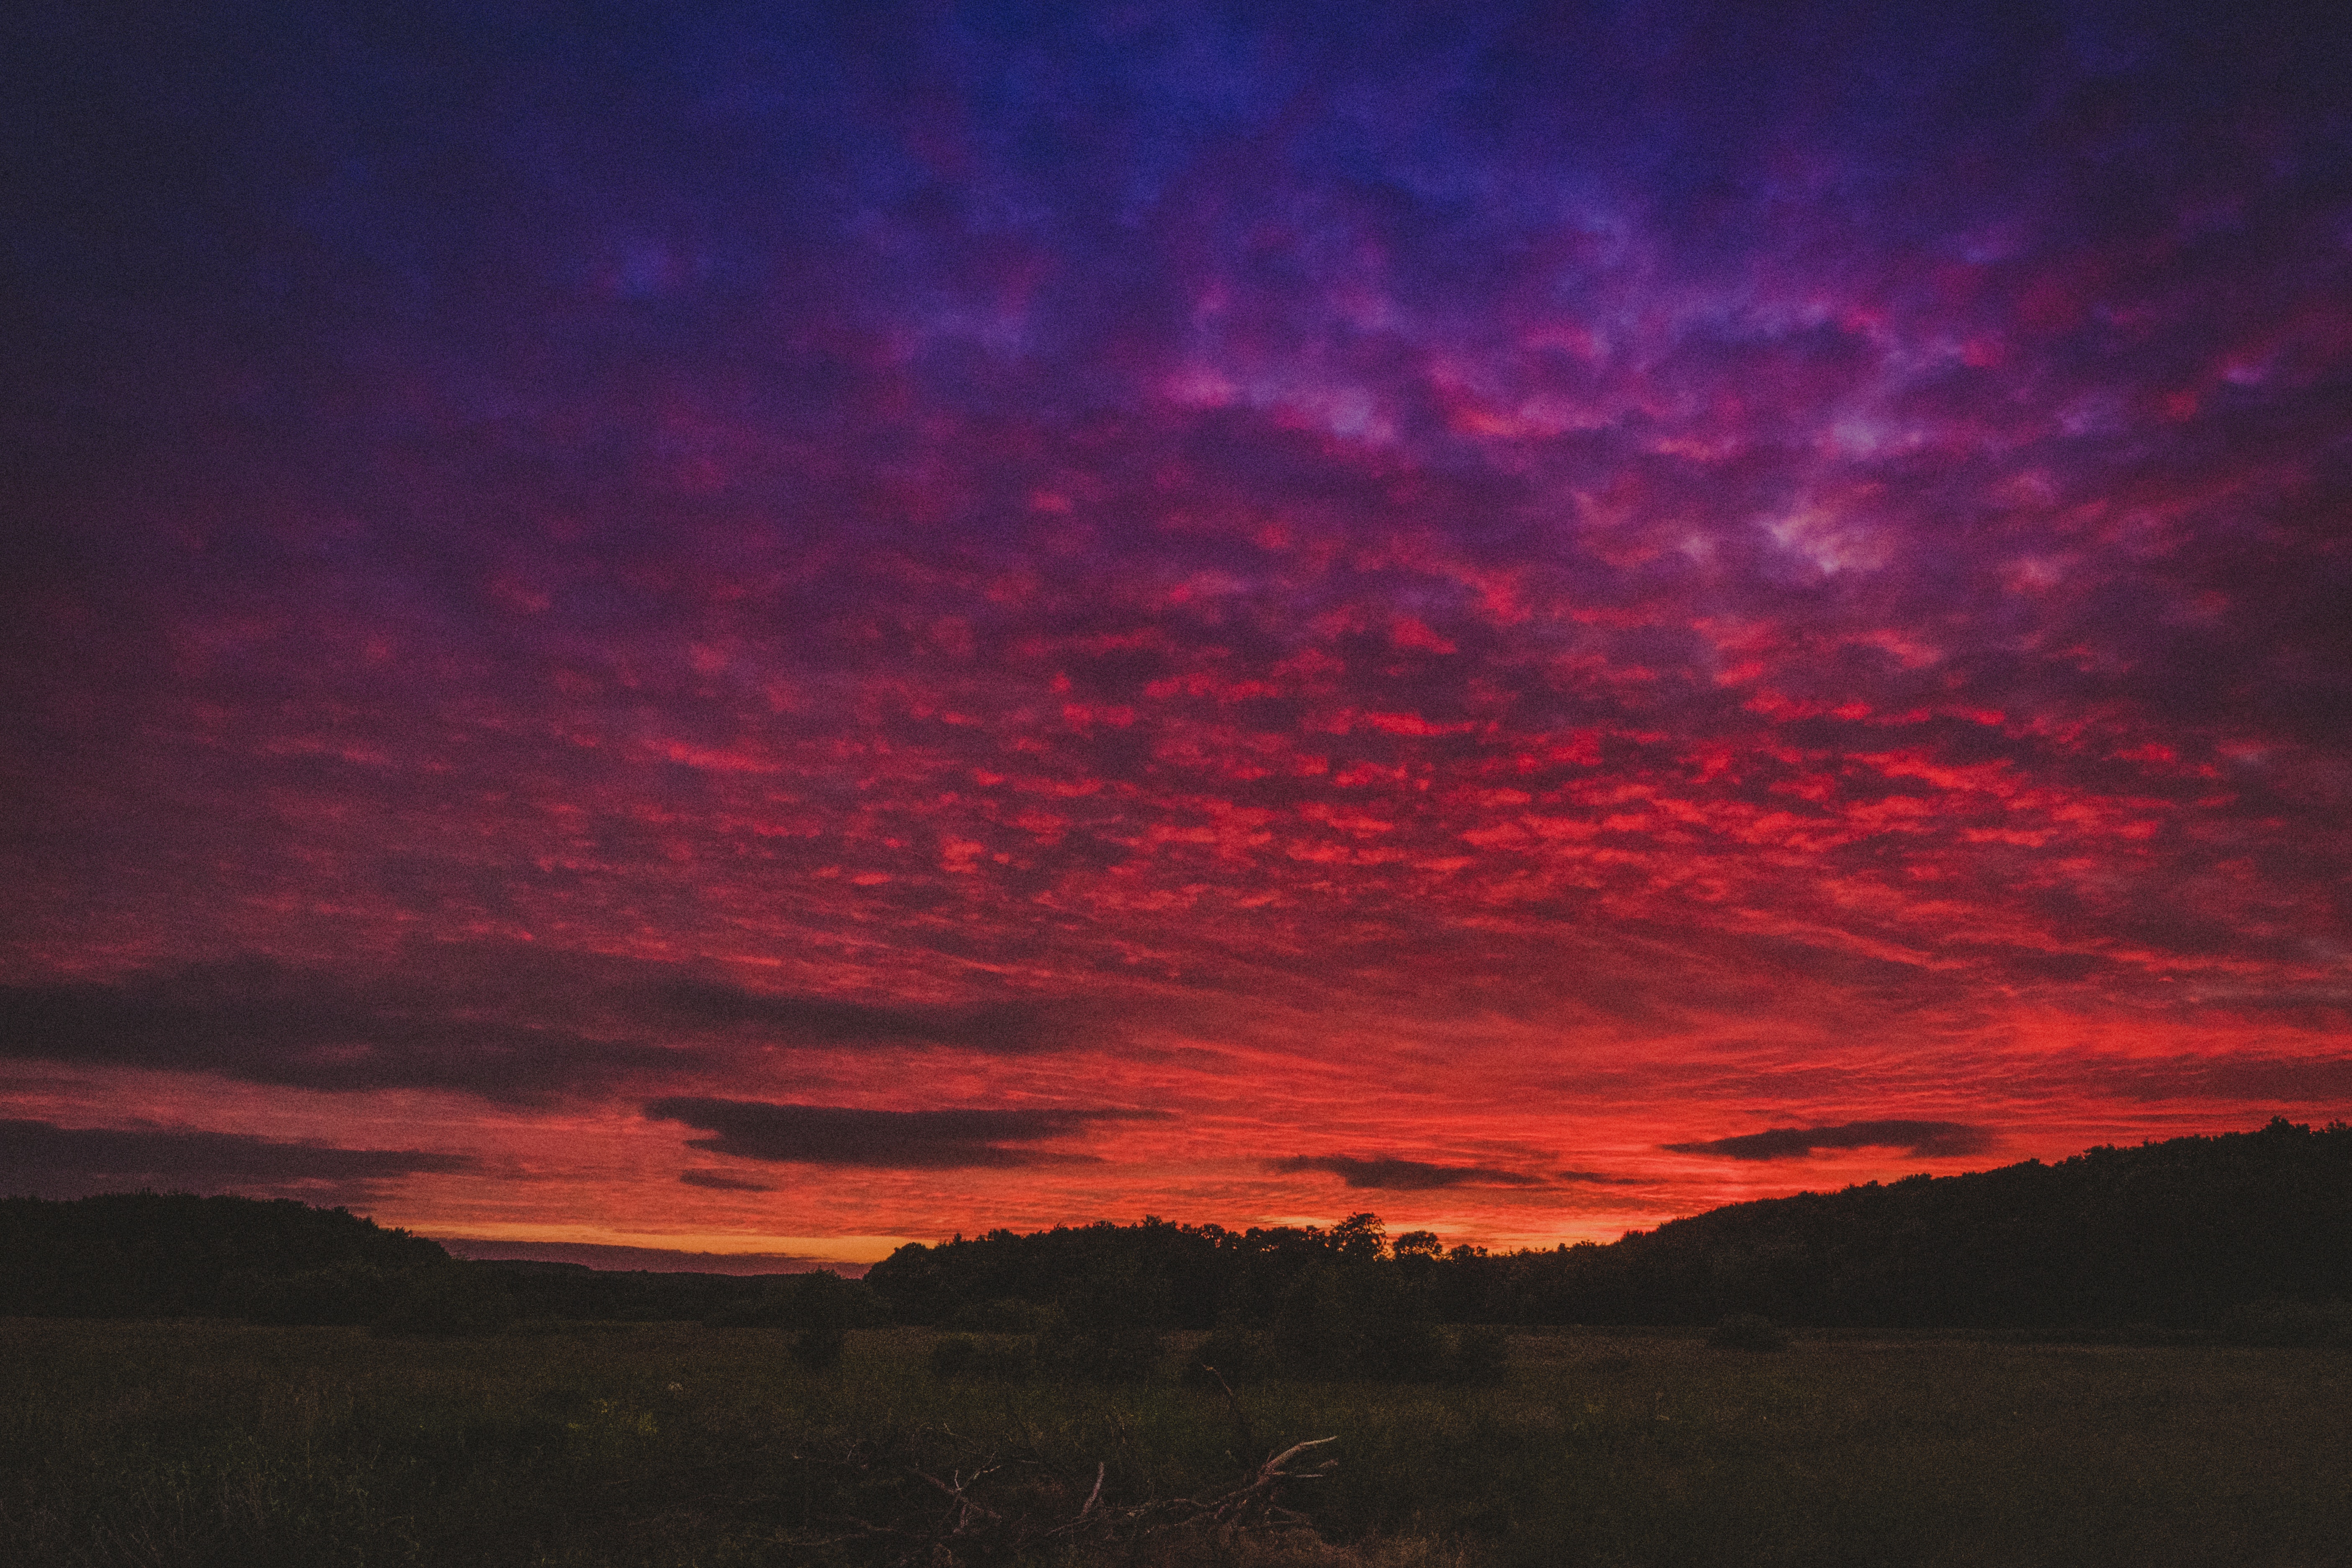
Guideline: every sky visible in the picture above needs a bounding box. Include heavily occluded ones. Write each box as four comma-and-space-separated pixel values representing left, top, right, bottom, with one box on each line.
4, 0, 2349, 1269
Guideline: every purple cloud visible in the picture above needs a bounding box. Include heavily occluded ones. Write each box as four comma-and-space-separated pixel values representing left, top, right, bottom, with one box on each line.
1268, 1154, 1555, 1190
1663, 1121, 1999, 1161
646, 1098, 1163, 1170
0, 1118, 471, 1200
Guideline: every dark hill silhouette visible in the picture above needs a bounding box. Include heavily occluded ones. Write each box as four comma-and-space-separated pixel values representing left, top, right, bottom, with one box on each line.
864, 1211, 1391, 1331
866, 1120, 2352, 1336
0, 1190, 860, 1326
7, 1122, 2344, 1336
1470, 1117, 2352, 1331
0, 1191, 446, 1320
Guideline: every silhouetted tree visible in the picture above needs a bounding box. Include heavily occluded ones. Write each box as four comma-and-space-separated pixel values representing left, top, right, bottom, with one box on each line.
0, 1192, 444, 1319
788, 1269, 856, 1369
372, 1264, 518, 1336
866, 1120, 2352, 1339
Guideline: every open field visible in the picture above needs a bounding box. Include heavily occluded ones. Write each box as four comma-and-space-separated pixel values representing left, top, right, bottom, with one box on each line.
2, 1320, 2346, 1567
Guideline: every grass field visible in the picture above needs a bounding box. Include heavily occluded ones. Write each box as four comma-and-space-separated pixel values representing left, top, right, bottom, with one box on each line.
2, 1319, 2346, 1567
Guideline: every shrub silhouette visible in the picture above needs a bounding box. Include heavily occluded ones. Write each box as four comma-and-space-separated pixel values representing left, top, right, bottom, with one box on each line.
784, 1269, 860, 1370
704, 1269, 879, 1331
1038, 1252, 1170, 1383
1186, 1257, 1460, 1383
1186, 1314, 1274, 1386
928, 1333, 1035, 1381
1445, 1324, 1510, 1383
944, 1295, 1050, 1333
232, 1260, 404, 1326
929, 1334, 982, 1379
1708, 1313, 1789, 1351
1042, 1321, 1164, 1383
372, 1266, 518, 1336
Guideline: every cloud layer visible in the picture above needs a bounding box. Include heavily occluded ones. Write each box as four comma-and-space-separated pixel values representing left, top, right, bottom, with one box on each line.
0, 0, 2345, 1253
0, 1118, 473, 1201
1268, 1155, 1551, 1191
0, 966, 701, 1105
435, 1238, 852, 1275
647, 1098, 1161, 1170
1663, 1122, 2000, 1162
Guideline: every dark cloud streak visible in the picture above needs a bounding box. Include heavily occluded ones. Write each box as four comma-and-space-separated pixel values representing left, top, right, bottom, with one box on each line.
1664, 1121, 1999, 1161
678, 1168, 774, 1192
0, 964, 706, 1105
0, 957, 1087, 1105
1268, 1154, 1553, 1190
646, 1097, 1162, 1170
436, 1238, 853, 1275
0, 1118, 471, 1199
641, 980, 1068, 1054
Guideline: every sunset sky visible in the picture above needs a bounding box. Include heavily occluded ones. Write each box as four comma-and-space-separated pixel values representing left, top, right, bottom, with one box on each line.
5, 0, 2349, 1270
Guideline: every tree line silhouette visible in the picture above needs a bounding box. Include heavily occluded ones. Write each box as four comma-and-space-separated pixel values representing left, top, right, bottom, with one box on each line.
1464, 1116, 2352, 1333
0, 1191, 448, 1323
0, 1192, 806, 1331
866, 1118, 2352, 1344
4, 1120, 2346, 1349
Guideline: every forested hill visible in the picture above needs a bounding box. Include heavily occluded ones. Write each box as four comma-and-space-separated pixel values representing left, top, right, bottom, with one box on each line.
1482, 1116, 2352, 1329
866, 1120, 2352, 1333
6, 1121, 2344, 1334
0, 1193, 810, 1325
0, 1191, 447, 1319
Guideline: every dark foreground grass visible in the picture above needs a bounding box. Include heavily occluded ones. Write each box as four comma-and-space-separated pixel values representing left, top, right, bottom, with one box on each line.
2, 1319, 2346, 1567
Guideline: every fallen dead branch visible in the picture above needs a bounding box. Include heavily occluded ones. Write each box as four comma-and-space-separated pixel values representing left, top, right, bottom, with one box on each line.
672, 1420, 1342, 1565
1200, 1358, 1263, 1459
873, 1429, 1339, 1563
1041, 1432, 1340, 1553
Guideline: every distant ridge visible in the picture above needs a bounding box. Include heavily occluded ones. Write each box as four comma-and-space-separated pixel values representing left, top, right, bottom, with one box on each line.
5, 1121, 2344, 1333
0, 1192, 858, 1324
862, 1119, 2352, 1334
1490, 1116, 2352, 1329
436, 1237, 856, 1275
0, 1191, 446, 1321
